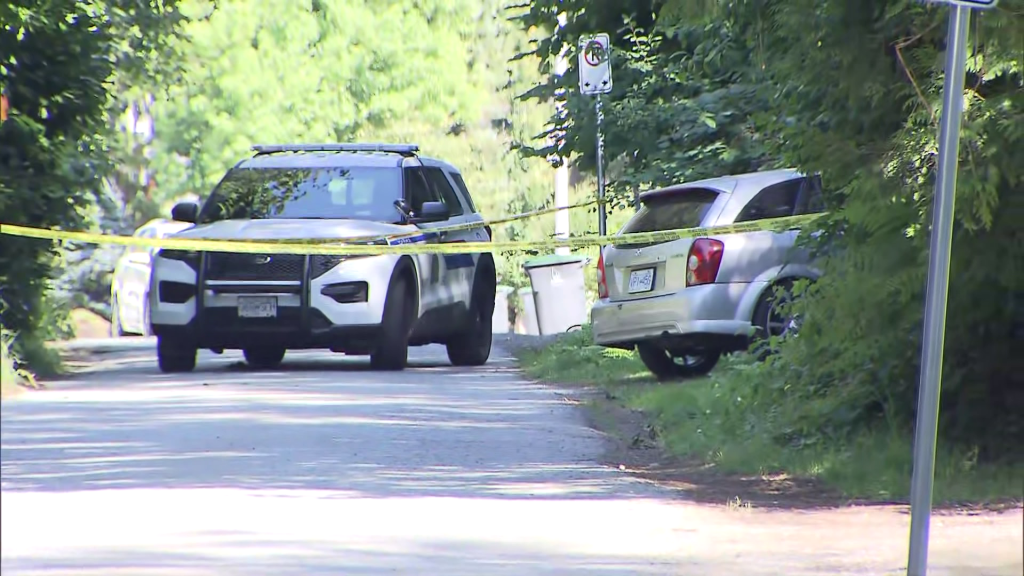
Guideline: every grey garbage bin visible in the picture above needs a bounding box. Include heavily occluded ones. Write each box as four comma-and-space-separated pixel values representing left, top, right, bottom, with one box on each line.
492, 285, 514, 334
523, 254, 590, 335
515, 287, 540, 335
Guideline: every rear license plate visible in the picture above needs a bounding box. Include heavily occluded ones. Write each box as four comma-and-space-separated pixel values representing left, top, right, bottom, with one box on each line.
237, 296, 277, 318
628, 268, 655, 294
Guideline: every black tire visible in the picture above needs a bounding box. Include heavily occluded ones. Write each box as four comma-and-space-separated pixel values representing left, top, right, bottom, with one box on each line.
157, 336, 197, 373
751, 280, 799, 359
370, 274, 413, 371
243, 347, 286, 369
446, 277, 495, 367
636, 342, 721, 381
446, 261, 496, 367
110, 295, 125, 338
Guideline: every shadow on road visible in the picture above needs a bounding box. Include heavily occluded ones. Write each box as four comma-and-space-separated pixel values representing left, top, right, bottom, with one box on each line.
1, 346, 651, 501
0, 534, 726, 576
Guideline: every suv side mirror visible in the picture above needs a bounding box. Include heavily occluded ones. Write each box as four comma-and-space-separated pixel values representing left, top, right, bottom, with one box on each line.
171, 201, 199, 223
412, 201, 449, 224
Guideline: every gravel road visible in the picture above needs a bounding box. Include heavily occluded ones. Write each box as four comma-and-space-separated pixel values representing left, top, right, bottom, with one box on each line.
1, 338, 1020, 575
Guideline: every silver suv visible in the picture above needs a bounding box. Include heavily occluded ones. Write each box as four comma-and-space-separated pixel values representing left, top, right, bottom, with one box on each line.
590, 169, 825, 380
149, 143, 496, 373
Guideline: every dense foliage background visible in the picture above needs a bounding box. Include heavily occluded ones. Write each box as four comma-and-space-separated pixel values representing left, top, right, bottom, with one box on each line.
513, 0, 1023, 459
1, 0, 186, 366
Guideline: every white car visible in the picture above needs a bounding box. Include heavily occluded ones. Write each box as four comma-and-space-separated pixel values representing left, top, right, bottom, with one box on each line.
110, 218, 194, 337
149, 143, 496, 373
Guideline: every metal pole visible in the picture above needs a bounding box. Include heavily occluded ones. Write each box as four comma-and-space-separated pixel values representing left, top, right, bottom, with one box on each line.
553, 13, 570, 256
595, 95, 607, 236
906, 5, 970, 576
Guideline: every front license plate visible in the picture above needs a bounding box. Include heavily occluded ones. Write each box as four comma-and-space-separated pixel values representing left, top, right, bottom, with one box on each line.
238, 296, 277, 318
628, 268, 655, 294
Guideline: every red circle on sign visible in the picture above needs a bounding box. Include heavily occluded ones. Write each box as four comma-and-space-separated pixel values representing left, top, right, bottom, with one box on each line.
583, 40, 605, 66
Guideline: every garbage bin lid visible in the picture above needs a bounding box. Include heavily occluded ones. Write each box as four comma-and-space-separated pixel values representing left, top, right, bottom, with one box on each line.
522, 254, 588, 269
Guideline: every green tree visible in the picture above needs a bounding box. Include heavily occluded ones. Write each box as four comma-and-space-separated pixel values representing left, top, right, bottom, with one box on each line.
0, 0, 184, 363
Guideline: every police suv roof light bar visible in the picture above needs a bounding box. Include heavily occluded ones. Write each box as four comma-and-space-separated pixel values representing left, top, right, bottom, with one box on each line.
250, 143, 420, 157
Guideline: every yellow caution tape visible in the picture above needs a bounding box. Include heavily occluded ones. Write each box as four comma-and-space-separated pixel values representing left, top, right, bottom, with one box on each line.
112, 198, 604, 246
380, 198, 603, 242
0, 214, 823, 256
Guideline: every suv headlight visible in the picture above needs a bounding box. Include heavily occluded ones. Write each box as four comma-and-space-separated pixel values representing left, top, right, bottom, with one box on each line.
156, 249, 200, 269
324, 238, 389, 260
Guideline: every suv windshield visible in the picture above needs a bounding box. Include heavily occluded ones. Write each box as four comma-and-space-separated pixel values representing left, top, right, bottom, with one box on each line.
197, 166, 403, 224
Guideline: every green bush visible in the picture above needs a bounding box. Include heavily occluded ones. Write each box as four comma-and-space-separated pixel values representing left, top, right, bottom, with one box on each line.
1, 326, 40, 395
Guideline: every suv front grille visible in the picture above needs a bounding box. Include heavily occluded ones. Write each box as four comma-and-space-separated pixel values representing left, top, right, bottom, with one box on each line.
311, 255, 345, 279
205, 253, 305, 281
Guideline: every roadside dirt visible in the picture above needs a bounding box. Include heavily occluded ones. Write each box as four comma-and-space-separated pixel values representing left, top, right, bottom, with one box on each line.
69, 308, 111, 339
580, 388, 1023, 514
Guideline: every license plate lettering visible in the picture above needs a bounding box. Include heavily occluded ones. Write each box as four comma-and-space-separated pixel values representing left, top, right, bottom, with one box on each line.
627, 268, 655, 294
238, 296, 277, 318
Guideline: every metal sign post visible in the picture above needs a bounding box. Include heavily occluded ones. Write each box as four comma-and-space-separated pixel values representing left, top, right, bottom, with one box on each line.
594, 96, 607, 235
578, 33, 613, 236
907, 1, 995, 575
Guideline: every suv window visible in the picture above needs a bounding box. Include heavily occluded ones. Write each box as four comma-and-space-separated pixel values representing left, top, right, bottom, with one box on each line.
403, 167, 438, 214
198, 166, 403, 223
622, 188, 720, 234
423, 167, 464, 217
448, 172, 477, 213
794, 174, 825, 215
735, 178, 804, 222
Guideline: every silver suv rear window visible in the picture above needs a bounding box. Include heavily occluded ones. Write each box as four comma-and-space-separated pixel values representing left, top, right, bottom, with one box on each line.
621, 188, 720, 234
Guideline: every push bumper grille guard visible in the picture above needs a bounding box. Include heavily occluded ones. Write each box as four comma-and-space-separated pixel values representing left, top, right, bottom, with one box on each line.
195, 252, 314, 334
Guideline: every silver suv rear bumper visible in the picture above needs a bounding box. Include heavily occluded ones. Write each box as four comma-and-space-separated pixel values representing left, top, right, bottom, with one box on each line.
590, 282, 761, 350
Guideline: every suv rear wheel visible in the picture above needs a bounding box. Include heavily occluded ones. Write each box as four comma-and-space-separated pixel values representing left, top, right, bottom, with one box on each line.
446, 262, 495, 367
751, 280, 800, 359
636, 343, 720, 381
370, 275, 412, 371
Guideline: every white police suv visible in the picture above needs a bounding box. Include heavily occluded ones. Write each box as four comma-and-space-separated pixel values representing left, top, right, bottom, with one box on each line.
148, 143, 496, 373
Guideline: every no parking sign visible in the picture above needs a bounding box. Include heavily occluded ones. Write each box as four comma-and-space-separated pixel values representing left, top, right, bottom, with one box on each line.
578, 34, 612, 96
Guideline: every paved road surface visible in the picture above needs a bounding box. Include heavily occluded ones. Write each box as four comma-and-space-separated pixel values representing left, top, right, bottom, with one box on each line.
2, 340, 1021, 575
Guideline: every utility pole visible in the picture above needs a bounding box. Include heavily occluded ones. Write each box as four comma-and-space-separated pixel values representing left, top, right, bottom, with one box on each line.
553, 12, 570, 256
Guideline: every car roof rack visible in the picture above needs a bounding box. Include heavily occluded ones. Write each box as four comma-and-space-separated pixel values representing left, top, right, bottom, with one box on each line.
250, 143, 420, 157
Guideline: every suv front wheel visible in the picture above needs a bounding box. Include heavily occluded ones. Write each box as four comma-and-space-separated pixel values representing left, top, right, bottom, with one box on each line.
370, 275, 413, 371
446, 264, 495, 367
157, 336, 197, 373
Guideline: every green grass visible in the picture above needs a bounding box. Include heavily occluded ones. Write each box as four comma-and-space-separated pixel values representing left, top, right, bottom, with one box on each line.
1, 328, 33, 399
516, 327, 1024, 506
1, 326, 61, 399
